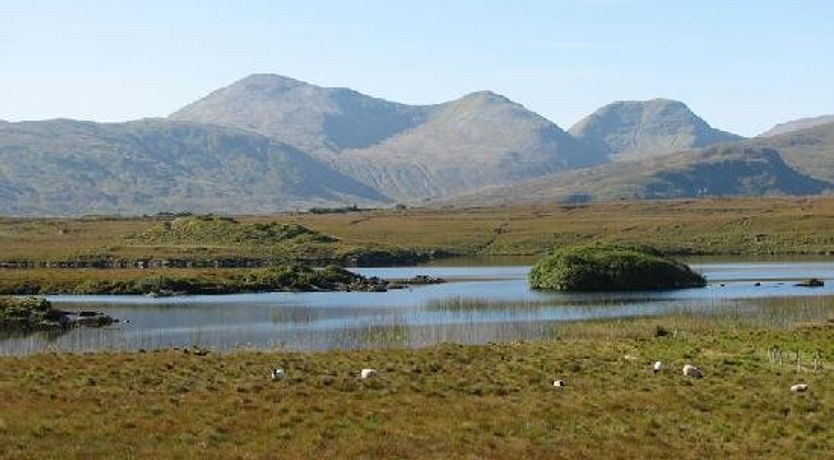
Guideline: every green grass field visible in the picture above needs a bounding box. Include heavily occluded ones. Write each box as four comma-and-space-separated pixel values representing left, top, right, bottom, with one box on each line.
1, 313, 832, 459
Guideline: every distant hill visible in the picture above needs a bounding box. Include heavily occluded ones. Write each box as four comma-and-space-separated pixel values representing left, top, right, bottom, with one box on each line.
0, 119, 389, 216
758, 115, 834, 138
171, 74, 602, 201
751, 122, 834, 183
442, 145, 831, 207
170, 74, 433, 157
569, 99, 743, 160
334, 91, 600, 201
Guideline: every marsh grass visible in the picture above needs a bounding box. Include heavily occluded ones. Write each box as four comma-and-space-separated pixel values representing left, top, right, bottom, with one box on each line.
2, 309, 834, 459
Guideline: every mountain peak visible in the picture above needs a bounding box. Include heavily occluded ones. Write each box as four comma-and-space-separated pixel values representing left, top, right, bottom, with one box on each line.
569, 99, 743, 160
231, 73, 312, 91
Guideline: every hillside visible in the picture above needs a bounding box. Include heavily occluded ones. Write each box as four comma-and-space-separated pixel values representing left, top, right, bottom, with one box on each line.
759, 115, 834, 137
443, 145, 831, 206
569, 99, 743, 160
335, 91, 600, 201
0, 119, 389, 216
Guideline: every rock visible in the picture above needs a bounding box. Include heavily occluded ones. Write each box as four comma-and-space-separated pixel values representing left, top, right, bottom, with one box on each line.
405, 275, 446, 285
796, 278, 824, 287
553, 379, 566, 388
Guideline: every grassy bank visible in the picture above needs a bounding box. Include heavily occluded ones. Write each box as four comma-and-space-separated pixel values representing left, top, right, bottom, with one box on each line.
1, 312, 833, 459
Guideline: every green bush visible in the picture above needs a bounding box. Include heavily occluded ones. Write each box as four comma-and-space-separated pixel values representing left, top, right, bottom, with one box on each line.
529, 243, 706, 291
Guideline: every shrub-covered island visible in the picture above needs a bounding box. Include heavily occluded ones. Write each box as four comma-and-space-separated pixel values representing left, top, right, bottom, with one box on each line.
0, 297, 114, 331
529, 243, 706, 291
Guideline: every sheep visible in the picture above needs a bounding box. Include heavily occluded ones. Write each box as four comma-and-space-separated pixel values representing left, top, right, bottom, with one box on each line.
682, 364, 703, 379
790, 383, 809, 393
360, 368, 378, 379
270, 368, 285, 381
552, 379, 566, 388
653, 361, 663, 373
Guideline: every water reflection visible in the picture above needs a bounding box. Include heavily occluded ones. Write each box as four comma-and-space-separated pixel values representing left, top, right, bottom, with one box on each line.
3, 262, 834, 355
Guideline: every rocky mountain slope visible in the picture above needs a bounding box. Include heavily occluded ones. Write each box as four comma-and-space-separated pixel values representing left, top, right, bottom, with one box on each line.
568, 99, 743, 160
0, 119, 388, 216
334, 91, 600, 200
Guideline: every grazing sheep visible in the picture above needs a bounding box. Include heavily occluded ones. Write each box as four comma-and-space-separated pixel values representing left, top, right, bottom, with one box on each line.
552, 380, 566, 388
360, 368, 378, 379
653, 361, 663, 373
270, 368, 285, 381
682, 364, 704, 379
791, 383, 809, 393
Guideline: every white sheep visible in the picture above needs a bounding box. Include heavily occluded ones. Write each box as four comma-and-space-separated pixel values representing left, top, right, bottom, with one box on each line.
360, 368, 378, 379
790, 383, 808, 393
552, 379, 566, 388
653, 361, 663, 373
682, 364, 703, 379
270, 368, 285, 381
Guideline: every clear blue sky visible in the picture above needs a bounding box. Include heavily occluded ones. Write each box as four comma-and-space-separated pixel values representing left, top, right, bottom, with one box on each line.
1, 0, 832, 136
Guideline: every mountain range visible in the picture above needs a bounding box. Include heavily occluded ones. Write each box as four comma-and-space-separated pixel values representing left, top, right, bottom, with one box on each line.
1, 73, 832, 215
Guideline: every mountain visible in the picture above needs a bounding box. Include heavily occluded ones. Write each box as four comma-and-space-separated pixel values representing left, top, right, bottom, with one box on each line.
759, 115, 834, 138
170, 74, 434, 157
569, 99, 743, 160
334, 91, 600, 201
442, 144, 831, 207
171, 74, 602, 201
0, 119, 389, 216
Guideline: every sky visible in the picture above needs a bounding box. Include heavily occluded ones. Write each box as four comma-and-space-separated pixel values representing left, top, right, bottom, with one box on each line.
1, 0, 832, 136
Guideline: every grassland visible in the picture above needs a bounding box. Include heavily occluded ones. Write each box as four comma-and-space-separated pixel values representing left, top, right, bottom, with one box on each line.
5, 198, 834, 266
1, 311, 833, 459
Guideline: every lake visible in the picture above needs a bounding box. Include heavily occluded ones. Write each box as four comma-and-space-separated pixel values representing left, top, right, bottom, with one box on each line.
3, 261, 834, 355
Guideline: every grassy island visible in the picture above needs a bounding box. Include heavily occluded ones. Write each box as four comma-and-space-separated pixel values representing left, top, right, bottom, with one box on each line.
0, 297, 113, 331
529, 243, 707, 291
0, 265, 389, 296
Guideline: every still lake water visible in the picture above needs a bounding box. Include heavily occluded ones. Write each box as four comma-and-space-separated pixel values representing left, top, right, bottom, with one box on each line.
4, 261, 834, 355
